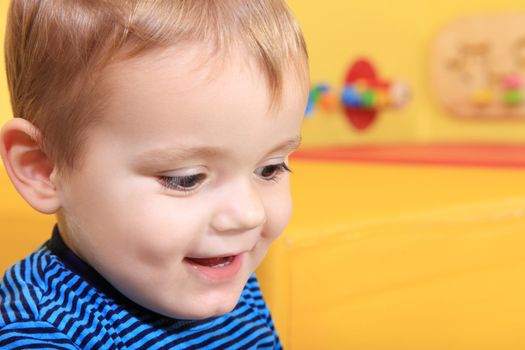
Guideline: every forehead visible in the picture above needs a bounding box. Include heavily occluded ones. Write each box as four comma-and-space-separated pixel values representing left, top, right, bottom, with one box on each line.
103, 42, 309, 109
87, 44, 307, 160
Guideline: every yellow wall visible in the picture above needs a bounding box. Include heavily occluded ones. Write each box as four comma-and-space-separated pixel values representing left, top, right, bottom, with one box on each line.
287, 0, 525, 145
0, 0, 9, 122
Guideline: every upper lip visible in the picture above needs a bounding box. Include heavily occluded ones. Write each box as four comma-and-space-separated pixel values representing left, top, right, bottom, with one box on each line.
185, 250, 250, 260
185, 242, 257, 260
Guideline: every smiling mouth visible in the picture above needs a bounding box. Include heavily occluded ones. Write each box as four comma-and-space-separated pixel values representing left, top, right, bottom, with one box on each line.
184, 253, 244, 281
185, 256, 235, 268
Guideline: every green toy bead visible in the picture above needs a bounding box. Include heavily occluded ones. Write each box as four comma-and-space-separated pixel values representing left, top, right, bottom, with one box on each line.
504, 90, 523, 106
310, 88, 321, 104
361, 90, 376, 108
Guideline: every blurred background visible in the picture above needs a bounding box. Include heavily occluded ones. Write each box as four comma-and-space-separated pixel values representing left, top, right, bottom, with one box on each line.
2, 0, 525, 349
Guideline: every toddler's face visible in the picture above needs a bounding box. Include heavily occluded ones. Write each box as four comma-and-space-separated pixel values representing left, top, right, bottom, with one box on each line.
55, 46, 307, 319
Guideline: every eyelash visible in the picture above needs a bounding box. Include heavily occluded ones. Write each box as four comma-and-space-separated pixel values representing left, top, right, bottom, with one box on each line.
254, 162, 292, 183
158, 173, 206, 193
158, 162, 292, 193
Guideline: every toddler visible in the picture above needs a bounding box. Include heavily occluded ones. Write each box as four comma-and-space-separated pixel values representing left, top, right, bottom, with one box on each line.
0, 0, 308, 348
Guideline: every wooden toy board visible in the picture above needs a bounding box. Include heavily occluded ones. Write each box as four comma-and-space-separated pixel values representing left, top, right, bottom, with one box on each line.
432, 13, 525, 118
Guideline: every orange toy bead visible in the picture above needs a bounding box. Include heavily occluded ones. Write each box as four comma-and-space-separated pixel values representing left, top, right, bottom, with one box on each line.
319, 91, 339, 112
375, 89, 390, 108
471, 88, 494, 107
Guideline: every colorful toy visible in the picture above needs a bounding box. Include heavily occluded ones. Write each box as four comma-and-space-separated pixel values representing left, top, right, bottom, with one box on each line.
306, 59, 411, 131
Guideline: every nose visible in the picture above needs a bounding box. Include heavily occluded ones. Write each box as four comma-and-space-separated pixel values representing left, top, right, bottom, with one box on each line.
210, 178, 267, 233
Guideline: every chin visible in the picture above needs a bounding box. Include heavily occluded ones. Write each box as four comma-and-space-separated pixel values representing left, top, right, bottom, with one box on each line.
189, 296, 239, 320
148, 291, 241, 321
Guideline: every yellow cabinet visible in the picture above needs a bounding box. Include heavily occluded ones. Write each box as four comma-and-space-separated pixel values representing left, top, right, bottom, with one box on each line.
258, 157, 525, 349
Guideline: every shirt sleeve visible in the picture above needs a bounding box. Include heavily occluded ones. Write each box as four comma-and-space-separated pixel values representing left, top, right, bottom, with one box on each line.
0, 320, 80, 350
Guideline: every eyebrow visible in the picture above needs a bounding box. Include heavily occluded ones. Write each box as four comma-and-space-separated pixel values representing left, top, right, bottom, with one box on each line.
266, 136, 302, 155
135, 146, 226, 170
134, 136, 302, 169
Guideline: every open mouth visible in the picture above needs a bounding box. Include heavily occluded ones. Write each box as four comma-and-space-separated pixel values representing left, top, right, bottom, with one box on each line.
184, 254, 244, 281
184, 256, 236, 269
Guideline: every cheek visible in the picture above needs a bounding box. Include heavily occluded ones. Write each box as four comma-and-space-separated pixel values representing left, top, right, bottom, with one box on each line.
262, 182, 293, 240
106, 195, 210, 262
63, 176, 208, 265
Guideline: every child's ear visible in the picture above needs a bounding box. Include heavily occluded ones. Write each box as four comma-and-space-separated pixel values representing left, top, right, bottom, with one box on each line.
0, 118, 61, 214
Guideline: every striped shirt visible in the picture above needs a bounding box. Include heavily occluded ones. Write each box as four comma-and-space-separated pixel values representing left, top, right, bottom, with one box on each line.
0, 228, 282, 349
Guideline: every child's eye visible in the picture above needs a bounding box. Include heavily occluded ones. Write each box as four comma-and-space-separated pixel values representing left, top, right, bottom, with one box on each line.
158, 174, 206, 192
254, 162, 292, 182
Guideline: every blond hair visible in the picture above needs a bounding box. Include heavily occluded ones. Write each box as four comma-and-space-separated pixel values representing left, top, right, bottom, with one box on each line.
5, 0, 308, 170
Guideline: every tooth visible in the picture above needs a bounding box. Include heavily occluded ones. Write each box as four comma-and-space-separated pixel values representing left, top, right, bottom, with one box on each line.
211, 259, 232, 268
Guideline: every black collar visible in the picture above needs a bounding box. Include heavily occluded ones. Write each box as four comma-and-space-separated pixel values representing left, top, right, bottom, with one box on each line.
45, 225, 120, 298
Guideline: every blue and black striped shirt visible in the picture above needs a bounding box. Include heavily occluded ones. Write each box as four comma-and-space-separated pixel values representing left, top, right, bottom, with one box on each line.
0, 228, 282, 349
